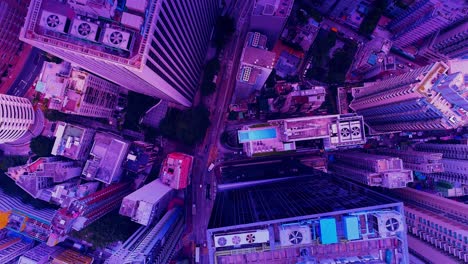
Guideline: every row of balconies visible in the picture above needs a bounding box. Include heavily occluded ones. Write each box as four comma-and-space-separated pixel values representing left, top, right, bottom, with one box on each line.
410, 228, 468, 262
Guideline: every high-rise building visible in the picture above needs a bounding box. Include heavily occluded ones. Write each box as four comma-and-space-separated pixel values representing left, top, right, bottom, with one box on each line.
388, 0, 467, 48
6, 157, 83, 200
0, 94, 35, 144
119, 179, 174, 226
328, 151, 413, 189
236, 32, 276, 100
372, 148, 444, 174
36, 61, 121, 118
249, 0, 294, 47
207, 172, 409, 263
418, 20, 468, 62
0, 0, 28, 87
106, 206, 184, 264
414, 142, 468, 197
82, 132, 130, 184
387, 187, 468, 262
20, 0, 219, 106
48, 182, 132, 245
51, 122, 95, 161
349, 37, 392, 76
350, 62, 468, 132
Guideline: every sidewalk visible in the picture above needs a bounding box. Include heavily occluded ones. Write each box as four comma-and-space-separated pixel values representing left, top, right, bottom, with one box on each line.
0, 44, 33, 94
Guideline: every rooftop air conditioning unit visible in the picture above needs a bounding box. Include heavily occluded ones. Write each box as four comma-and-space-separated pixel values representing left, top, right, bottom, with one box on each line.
102, 28, 131, 50
70, 19, 99, 41
279, 225, 312, 246
372, 211, 404, 238
40, 11, 68, 33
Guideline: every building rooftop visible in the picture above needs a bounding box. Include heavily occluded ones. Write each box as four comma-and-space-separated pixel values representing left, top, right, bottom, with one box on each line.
209, 172, 400, 229
21, 0, 156, 69
121, 179, 172, 206
51, 122, 93, 160
252, 0, 294, 17
241, 46, 276, 68
160, 152, 193, 190
275, 51, 301, 78
82, 132, 129, 184
52, 249, 93, 264
6, 157, 82, 198
124, 141, 157, 173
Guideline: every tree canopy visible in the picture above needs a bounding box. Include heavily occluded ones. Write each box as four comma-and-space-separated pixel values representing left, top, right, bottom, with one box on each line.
158, 105, 211, 146
30, 136, 54, 157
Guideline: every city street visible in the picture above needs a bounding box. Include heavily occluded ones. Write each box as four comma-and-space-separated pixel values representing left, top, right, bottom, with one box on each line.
188, 0, 253, 262
7, 48, 45, 97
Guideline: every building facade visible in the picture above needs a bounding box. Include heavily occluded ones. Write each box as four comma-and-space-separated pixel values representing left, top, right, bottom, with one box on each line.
119, 179, 174, 226
207, 172, 409, 264
414, 142, 468, 196
107, 206, 184, 264
418, 20, 468, 62
0, 94, 35, 144
388, 187, 468, 262
48, 182, 132, 246
350, 62, 468, 132
373, 148, 444, 174
37, 62, 121, 118
328, 151, 413, 189
0, 0, 28, 87
20, 0, 219, 106
388, 0, 467, 48
6, 157, 82, 200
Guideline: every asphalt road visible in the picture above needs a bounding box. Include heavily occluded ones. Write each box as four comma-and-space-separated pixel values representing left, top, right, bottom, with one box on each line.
7, 48, 45, 97
188, 1, 253, 262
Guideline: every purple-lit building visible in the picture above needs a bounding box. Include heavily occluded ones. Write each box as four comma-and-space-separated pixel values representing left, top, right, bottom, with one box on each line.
20, 0, 219, 106
207, 172, 409, 263
387, 187, 468, 262
328, 151, 413, 189
350, 62, 468, 132
249, 0, 294, 47
372, 148, 444, 174
388, 0, 466, 48
414, 142, 468, 197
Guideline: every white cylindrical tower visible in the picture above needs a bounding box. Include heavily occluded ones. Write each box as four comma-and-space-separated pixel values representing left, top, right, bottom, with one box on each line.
0, 94, 35, 143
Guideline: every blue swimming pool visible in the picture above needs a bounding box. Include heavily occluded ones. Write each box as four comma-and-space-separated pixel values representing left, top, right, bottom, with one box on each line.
238, 127, 277, 143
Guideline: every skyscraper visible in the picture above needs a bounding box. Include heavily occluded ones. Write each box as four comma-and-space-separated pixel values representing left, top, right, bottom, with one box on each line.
388, 0, 466, 48
107, 207, 184, 264
0, 94, 35, 144
0, 0, 29, 88
328, 151, 413, 189
20, 0, 219, 106
350, 62, 468, 132
208, 172, 409, 263
418, 20, 468, 61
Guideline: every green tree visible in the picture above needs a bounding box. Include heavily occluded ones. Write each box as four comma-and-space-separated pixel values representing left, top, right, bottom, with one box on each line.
214, 16, 236, 48
30, 136, 54, 157
159, 106, 211, 146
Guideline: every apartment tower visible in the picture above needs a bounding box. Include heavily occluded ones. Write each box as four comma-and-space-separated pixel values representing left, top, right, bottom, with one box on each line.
0, 94, 35, 144
20, 0, 219, 106
350, 62, 468, 132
